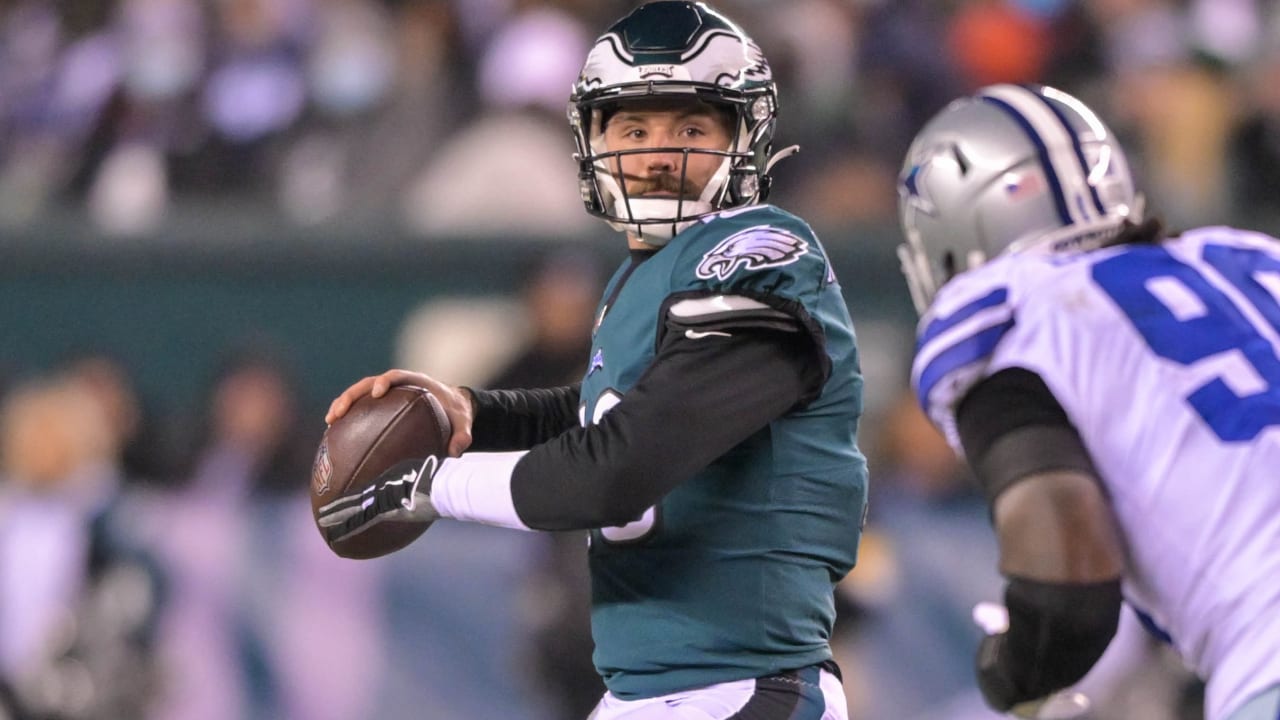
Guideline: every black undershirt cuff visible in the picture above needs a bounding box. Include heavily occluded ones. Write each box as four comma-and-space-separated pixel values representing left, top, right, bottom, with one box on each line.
956, 368, 1097, 503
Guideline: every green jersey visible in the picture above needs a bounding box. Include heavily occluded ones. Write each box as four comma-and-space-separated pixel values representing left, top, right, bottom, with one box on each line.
580, 204, 868, 699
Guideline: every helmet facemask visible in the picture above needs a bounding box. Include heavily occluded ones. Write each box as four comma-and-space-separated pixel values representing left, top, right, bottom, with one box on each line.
568, 1, 790, 246
570, 92, 767, 244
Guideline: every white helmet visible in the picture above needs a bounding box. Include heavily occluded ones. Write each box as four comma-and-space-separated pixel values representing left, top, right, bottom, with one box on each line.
897, 84, 1141, 314
568, 1, 793, 245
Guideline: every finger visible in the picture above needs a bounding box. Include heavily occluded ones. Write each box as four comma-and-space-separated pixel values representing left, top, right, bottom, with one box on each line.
325, 396, 346, 425
327, 377, 378, 423
317, 485, 378, 517
325, 396, 350, 425
326, 396, 353, 425
317, 505, 362, 528
447, 429, 472, 458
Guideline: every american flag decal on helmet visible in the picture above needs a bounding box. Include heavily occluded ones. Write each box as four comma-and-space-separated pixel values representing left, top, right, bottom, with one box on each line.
695, 226, 809, 281
312, 440, 333, 495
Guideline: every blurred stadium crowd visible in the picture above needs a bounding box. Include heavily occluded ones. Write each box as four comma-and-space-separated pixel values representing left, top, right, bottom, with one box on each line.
3, 0, 1279, 718
3, 0, 1280, 236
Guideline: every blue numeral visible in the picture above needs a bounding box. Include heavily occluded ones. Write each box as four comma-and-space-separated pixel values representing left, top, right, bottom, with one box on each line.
1092, 244, 1280, 441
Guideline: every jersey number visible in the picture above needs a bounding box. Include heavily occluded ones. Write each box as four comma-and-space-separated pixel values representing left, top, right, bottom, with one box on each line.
585, 390, 659, 543
1092, 244, 1280, 441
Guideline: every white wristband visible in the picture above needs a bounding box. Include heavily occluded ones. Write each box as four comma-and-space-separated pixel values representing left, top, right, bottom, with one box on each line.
430, 452, 532, 531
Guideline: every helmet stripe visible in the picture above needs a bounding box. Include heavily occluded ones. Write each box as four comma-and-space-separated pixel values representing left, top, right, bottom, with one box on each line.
977, 95, 1073, 226
979, 85, 1099, 226
1031, 88, 1108, 216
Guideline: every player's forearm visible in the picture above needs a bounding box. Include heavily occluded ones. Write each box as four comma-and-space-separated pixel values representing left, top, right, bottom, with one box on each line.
466, 384, 581, 450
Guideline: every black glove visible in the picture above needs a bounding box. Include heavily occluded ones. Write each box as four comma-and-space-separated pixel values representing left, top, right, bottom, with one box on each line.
316, 457, 441, 544
976, 631, 1024, 712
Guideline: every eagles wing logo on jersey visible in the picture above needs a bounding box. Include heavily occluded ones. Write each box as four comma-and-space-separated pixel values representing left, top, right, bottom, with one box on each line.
695, 226, 809, 281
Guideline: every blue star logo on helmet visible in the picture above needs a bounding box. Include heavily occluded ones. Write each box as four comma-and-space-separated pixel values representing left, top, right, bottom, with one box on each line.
900, 143, 954, 216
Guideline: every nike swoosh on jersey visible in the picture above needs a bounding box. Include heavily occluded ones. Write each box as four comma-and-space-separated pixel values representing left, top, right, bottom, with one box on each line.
685, 329, 733, 340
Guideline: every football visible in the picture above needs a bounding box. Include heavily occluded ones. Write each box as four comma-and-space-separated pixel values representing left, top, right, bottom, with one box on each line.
310, 385, 451, 559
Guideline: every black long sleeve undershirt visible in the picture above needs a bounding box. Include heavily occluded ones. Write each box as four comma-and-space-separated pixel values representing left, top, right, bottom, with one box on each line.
504, 323, 825, 531
468, 385, 582, 451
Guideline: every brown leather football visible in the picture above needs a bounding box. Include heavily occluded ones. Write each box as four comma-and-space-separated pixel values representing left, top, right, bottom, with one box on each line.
310, 385, 450, 559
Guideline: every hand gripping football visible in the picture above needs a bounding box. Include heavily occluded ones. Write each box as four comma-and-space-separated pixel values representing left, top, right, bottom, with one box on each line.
310, 385, 451, 559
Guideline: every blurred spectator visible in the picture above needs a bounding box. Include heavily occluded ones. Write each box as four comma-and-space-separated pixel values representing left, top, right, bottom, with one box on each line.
856, 0, 963, 165
486, 247, 600, 389
0, 372, 164, 720
0, 0, 122, 226
946, 0, 1050, 90
1084, 0, 1240, 228
139, 346, 385, 720
274, 0, 461, 225
837, 387, 1003, 720
372, 523, 548, 719
1112, 57, 1236, 228
69, 0, 206, 236
1229, 37, 1280, 224
399, 0, 596, 237
167, 0, 310, 198
60, 351, 171, 484
755, 0, 904, 227
380, 248, 605, 720
485, 248, 604, 720
746, 0, 861, 151
776, 0, 957, 228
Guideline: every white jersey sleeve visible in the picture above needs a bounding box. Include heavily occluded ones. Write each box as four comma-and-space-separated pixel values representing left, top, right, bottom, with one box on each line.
912, 226, 1280, 720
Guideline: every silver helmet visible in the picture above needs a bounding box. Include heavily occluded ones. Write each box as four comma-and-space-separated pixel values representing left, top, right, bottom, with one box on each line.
897, 84, 1141, 314
568, 1, 794, 246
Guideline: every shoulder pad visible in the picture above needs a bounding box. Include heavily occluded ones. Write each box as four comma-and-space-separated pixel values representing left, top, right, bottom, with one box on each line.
912, 265, 1018, 436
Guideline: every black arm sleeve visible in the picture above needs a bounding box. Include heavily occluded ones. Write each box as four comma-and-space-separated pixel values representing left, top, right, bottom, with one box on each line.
509, 322, 823, 530
956, 368, 1099, 503
467, 385, 582, 451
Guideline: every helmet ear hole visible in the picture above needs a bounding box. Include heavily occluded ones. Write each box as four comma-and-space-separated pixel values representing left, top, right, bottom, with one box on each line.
952, 145, 971, 176
942, 251, 958, 281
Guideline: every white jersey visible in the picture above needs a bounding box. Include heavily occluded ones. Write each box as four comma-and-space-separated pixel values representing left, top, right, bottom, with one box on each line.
912, 226, 1280, 720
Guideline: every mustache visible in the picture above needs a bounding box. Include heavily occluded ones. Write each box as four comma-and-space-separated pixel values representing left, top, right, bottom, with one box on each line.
619, 172, 695, 196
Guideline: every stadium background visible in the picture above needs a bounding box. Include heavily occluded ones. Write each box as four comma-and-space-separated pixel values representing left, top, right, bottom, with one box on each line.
0, 0, 1273, 718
